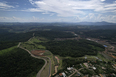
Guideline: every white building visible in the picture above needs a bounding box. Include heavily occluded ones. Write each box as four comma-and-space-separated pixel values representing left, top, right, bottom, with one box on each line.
62, 72, 66, 77
67, 67, 73, 71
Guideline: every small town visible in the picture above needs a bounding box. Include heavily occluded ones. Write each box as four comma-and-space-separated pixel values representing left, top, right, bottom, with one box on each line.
55, 60, 116, 77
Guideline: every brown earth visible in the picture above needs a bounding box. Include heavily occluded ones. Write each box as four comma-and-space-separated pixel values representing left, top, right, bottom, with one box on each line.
31, 50, 45, 56
55, 56, 59, 63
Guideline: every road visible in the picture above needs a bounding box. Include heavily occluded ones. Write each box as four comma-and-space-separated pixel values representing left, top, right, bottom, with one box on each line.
47, 57, 51, 77
17, 33, 52, 77
18, 44, 51, 77
68, 68, 83, 77
17, 42, 21, 47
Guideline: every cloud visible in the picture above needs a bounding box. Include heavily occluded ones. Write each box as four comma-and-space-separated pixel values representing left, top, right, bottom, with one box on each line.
101, 0, 105, 2
23, 8, 43, 12
27, 0, 116, 17
0, 2, 14, 9
81, 13, 116, 23
0, 16, 44, 22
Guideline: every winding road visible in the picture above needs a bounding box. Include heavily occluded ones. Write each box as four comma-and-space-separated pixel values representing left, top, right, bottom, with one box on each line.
18, 42, 51, 77
17, 33, 52, 77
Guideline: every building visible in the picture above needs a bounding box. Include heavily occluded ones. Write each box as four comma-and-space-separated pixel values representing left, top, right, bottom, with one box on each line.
67, 67, 73, 71
62, 72, 66, 77
92, 67, 96, 70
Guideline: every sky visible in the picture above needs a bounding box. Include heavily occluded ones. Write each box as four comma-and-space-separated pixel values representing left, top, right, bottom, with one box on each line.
0, 0, 116, 22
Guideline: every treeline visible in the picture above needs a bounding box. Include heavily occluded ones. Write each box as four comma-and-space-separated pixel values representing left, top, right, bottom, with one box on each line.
79, 30, 116, 42
0, 29, 75, 50
0, 29, 33, 50
0, 47, 44, 77
34, 31, 76, 40
62, 58, 86, 68
42, 39, 105, 57
0, 41, 18, 50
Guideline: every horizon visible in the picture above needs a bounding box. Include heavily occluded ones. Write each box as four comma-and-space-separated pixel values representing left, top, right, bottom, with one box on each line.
0, 0, 116, 23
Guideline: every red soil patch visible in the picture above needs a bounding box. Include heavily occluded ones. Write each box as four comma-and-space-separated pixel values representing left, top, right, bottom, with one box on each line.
31, 50, 45, 56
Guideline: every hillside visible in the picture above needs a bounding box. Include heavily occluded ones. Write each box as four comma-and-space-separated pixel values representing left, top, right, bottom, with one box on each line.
0, 46, 44, 77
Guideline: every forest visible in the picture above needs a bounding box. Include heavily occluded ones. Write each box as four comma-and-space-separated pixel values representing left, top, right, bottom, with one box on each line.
0, 28, 75, 50
78, 30, 116, 42
0, 47, 44, 77
42, 39, 105, 57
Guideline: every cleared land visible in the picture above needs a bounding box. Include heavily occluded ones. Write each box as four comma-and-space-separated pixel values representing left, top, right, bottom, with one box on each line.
31, 50, 45, 56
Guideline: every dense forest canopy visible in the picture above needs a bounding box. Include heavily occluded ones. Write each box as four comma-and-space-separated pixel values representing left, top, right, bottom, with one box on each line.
0, 29, 75, 50
0, 47, 44, 77
42, 39, 105, 57
78, 30, 116, 42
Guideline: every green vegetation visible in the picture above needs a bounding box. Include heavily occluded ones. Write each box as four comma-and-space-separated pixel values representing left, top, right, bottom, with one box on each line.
42, 39, 105, 57
62, 58, 87, 68
0, 47, 44, 77
80, 68, 95, 75
0, 41, 18, 50
20, 37, 46, 51
80, 30, 116, 42
34, 30, 76, 40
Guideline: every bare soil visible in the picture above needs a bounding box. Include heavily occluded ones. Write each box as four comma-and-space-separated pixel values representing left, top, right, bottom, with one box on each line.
55, 56, 59, 63
31, 50, 45, 56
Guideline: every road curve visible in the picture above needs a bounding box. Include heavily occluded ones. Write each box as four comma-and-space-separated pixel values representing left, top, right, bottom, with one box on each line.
18, 46, 48, 77
47, 57, 51, 77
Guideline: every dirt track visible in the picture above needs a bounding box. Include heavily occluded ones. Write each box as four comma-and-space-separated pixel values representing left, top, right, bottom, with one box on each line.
55, 56, 59, 63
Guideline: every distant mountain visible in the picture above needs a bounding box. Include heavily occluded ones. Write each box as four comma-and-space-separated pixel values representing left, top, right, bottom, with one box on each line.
0, 21, 116, 26
77, 21, 116, 26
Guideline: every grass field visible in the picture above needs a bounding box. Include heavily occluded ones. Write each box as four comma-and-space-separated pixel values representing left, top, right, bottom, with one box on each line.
0, 46, 16, 55
20, 37, 46, 51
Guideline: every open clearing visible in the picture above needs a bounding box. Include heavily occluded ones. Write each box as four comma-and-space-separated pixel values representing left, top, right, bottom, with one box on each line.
31, 50, 45, 56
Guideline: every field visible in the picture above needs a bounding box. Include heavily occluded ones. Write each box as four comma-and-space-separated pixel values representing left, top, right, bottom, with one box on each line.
20, 37, 46, 51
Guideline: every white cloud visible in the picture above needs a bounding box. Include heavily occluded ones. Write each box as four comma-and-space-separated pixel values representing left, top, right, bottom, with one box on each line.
101, 0, 105, 2
81, 13, 116, 23
0, 16, 44, 22
27, 0, 116, 17
23, 8, 43, 12
0, 2, 14, 9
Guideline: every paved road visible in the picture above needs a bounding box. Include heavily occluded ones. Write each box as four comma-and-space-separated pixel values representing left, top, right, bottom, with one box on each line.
17, 34, 52, 77
47, 57, 51, 77
18, 46, 49, 77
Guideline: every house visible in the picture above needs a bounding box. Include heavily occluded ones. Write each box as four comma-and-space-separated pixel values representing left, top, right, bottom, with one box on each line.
62, 72, 66, 77
92, 67, 96, 70
67, 67, 73, 71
